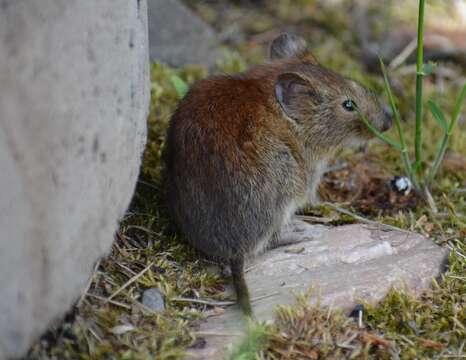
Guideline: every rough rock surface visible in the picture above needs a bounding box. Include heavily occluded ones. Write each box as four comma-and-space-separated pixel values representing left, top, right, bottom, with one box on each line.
148, 0, 221, 67
0, 1, 150, 358
187, 224, 449, 360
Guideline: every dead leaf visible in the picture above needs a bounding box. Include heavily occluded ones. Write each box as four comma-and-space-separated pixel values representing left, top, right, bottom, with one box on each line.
213, 306, 225, 316
424, 222, 435, 233
419, 338, 445, 351
284, 247, 305, 254
359, 331, 391, 348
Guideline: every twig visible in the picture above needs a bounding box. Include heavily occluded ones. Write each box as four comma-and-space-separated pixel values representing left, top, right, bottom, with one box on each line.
338, 332, 359, 349
173, 291, 280, 307
125, 225, 161, 236
251, 292, 280, 303
389, 38, 417, 69
296, 214, 334, 224
104, 261, 154, 302
172, 297, 236, 307
115, 261, 138, 276
87, 327, 102, 343
322, 202, 411, 233
86, 293, 132, 310
137, 179, 159, 190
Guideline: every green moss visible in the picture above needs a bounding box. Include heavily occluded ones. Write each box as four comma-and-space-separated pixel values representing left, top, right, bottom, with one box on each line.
363, 250, 465, 358
230, 322, 270, 360
28, 1, 466, 359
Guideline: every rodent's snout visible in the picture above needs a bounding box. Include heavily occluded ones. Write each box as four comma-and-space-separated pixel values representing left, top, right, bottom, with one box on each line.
380, 105, 393, 132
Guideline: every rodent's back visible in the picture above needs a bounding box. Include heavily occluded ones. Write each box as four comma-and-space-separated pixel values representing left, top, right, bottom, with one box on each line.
164, 71, 307, 261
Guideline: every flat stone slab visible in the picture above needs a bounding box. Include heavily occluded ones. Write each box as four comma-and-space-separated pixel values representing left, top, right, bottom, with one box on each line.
186, 224, 449, 360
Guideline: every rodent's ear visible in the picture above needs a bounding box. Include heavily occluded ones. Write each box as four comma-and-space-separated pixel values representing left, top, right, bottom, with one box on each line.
270, 33, 308, 60
275, 72, 321, 121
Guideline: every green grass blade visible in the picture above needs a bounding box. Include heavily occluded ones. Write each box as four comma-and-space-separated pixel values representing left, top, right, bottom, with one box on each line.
448, 82, 466, 134
170, 75, 189, 98
377, 57, 420, 189
356, 108, 402, 151
378, 58, 408, 149
427, 135, 449, 185
414, 0, 425, 174
427, 100, 448, 132
427, 82, 466, 184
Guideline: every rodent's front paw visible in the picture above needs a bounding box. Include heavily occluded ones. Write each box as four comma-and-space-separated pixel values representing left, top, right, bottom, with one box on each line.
271, 218, 326, 248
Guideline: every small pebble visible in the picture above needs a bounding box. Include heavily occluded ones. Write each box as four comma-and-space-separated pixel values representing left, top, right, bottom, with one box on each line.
142, 288, 165, 311
110, 324, 135, 335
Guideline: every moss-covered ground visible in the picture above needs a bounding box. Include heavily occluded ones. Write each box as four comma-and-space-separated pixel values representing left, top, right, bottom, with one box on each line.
27, 1, 465, 359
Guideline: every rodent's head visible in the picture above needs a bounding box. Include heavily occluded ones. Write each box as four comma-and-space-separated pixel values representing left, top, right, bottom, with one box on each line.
270, 34, 392, 151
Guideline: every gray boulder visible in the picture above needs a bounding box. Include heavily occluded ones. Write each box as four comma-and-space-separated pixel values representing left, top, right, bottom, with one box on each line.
0, 0, 150, 358
148, 0, 221, 67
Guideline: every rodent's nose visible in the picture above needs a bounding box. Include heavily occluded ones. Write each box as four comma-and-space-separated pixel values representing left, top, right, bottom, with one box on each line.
381, 105, 393, 132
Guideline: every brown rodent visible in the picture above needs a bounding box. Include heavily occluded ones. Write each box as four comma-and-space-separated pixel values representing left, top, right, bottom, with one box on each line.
163, 33, 392, 315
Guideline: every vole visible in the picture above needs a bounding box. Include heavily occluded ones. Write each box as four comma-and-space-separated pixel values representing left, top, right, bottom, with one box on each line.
164, 33, 392, 315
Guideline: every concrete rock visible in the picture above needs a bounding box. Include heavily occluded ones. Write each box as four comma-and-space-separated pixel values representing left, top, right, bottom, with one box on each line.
187, 224, 449, 360
148, 0, 221, 67
0, 1, 150, 358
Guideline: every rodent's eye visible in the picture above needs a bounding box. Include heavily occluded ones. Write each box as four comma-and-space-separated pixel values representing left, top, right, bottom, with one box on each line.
342, 100, 356, 112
